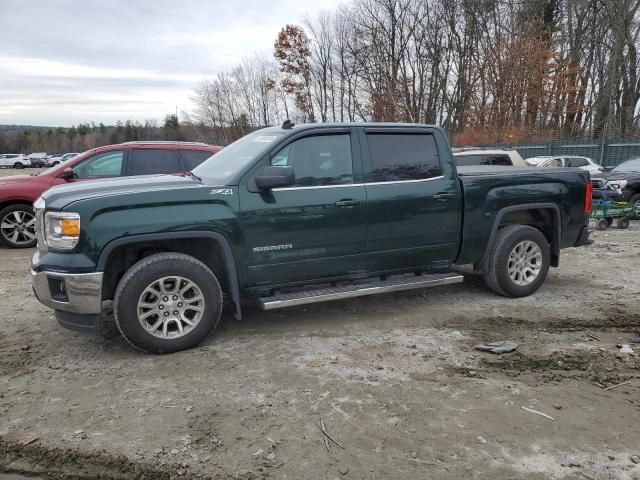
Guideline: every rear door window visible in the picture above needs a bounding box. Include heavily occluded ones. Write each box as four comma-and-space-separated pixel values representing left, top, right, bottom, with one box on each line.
454, 154, 490, 166
180, 150, 214, 170
548, 158, 564, 167
128, 149, 182, 175
454, 154, 512, 166
366, 133, 441, 182
567, 157, 589, 167
488, 154, 512, 166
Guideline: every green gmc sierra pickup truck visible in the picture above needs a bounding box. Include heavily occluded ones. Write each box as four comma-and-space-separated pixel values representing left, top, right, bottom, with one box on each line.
31, 123, 593, 353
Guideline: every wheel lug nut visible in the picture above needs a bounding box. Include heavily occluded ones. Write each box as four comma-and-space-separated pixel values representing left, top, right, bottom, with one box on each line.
173, 295, 178, 300
173, 310, 179, 315
177, 302, 183, 307
163, 296, 169, 302
159, 305, 164, 310
164, 312, 169, 317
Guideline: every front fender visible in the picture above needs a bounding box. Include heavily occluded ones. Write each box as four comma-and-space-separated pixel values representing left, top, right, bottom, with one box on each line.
96, 231, 243, 320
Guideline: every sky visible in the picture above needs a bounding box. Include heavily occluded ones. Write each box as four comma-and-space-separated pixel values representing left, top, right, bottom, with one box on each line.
0, 0, 343, 127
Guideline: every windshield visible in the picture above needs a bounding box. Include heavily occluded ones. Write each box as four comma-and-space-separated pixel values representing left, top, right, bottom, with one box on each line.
612, 158, 640, 173
192, 131, 285, 184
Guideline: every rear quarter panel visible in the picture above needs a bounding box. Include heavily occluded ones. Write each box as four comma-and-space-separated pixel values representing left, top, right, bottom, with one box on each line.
456, 167, 589, 265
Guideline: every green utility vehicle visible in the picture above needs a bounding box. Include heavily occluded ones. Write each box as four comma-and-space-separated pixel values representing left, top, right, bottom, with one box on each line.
31, 123, 593, 353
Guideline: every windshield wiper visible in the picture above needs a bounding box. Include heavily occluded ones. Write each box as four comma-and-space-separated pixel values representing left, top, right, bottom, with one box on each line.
179, 171, 202, 183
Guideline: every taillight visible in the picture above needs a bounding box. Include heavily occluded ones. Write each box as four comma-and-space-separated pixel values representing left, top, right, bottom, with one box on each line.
584, 182, 593, 214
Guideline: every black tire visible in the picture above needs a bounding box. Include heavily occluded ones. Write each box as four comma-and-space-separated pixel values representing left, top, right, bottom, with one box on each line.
617, 217, 630, 229
596, 218, 609, 231
114, 253, 223, 354
0, 204, 37, 248
630, 193, 640, 220
13, 162, 23, 169
483, 225, 550, 298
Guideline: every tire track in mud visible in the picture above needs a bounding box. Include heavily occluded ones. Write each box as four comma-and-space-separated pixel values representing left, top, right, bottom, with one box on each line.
444, 307, 640, 389
443, 308, 640, 333
0, 439, 206, 480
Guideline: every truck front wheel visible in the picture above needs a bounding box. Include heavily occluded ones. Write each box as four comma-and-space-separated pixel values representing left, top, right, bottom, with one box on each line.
114, 253, 223, 354
483, 225, 550, 298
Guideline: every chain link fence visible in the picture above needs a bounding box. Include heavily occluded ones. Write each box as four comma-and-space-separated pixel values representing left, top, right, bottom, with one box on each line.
497, 138, 640, 167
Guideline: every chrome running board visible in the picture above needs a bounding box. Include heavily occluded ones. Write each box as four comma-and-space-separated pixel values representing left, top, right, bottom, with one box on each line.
259, 272, 463, 310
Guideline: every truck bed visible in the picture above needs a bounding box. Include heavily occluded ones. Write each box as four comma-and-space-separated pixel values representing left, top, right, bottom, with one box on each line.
455, 165, 590, 266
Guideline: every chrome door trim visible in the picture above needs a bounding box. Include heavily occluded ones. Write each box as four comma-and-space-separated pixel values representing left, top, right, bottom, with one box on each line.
271, 175, 445, 192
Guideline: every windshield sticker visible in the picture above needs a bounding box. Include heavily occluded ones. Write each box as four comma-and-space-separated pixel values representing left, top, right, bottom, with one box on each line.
254, 135, 278, 143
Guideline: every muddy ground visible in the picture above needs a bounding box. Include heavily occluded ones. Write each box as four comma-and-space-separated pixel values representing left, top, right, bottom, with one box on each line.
0, 167, 639, 479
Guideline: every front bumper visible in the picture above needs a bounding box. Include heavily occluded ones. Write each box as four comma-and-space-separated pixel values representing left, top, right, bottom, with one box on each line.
31, 265, 104, 334
31, 268, 103, 314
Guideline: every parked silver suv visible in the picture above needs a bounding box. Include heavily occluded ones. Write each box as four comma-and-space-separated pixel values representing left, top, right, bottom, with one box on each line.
452, 148, 527, 167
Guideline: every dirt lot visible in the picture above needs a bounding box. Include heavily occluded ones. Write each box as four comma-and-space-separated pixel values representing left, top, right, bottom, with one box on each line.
0, 167, 639, 480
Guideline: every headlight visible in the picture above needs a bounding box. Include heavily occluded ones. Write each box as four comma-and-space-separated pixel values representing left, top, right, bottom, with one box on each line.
44, 212, 80, 249
607, 179, 627, 190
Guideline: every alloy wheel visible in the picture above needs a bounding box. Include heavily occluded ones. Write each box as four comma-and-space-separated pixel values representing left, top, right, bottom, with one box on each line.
507, 240, 543, 286
136, 276, 205, 339
0, 210, 36, 246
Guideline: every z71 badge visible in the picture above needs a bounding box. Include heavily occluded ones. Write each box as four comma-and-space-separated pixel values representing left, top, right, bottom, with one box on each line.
209, 188, 233, 195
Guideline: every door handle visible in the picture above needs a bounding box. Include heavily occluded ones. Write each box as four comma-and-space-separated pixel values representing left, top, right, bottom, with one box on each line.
433, 192, 454, 201
335, 199, 360, 208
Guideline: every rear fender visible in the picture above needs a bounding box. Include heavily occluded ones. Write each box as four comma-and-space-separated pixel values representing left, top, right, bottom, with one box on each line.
481, 203, 561, 268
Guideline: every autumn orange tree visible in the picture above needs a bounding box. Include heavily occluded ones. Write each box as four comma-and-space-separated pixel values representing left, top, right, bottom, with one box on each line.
274, 25, 315, 122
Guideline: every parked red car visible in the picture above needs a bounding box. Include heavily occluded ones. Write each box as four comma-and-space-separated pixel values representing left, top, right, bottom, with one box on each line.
0, 141, 222, 248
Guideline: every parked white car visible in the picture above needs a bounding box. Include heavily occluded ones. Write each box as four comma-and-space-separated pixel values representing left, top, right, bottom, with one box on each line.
0, 154, 31, 168
524, 156, 549, 167
526, 155, 604, 174
45, 152, 79, 167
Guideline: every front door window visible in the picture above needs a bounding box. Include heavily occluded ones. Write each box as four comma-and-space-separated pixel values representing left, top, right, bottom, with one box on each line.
73, 151, 124, 178
270, 134, 353, 187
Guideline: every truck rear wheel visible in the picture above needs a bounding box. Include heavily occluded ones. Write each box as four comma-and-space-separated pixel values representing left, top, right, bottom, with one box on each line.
483, 225, 550, 298
114, 253, 223, 354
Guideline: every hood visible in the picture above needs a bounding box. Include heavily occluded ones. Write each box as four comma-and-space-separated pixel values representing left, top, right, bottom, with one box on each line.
0, 174, 34, 185
42, 174, 200, 209
604, 170, 640, 181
